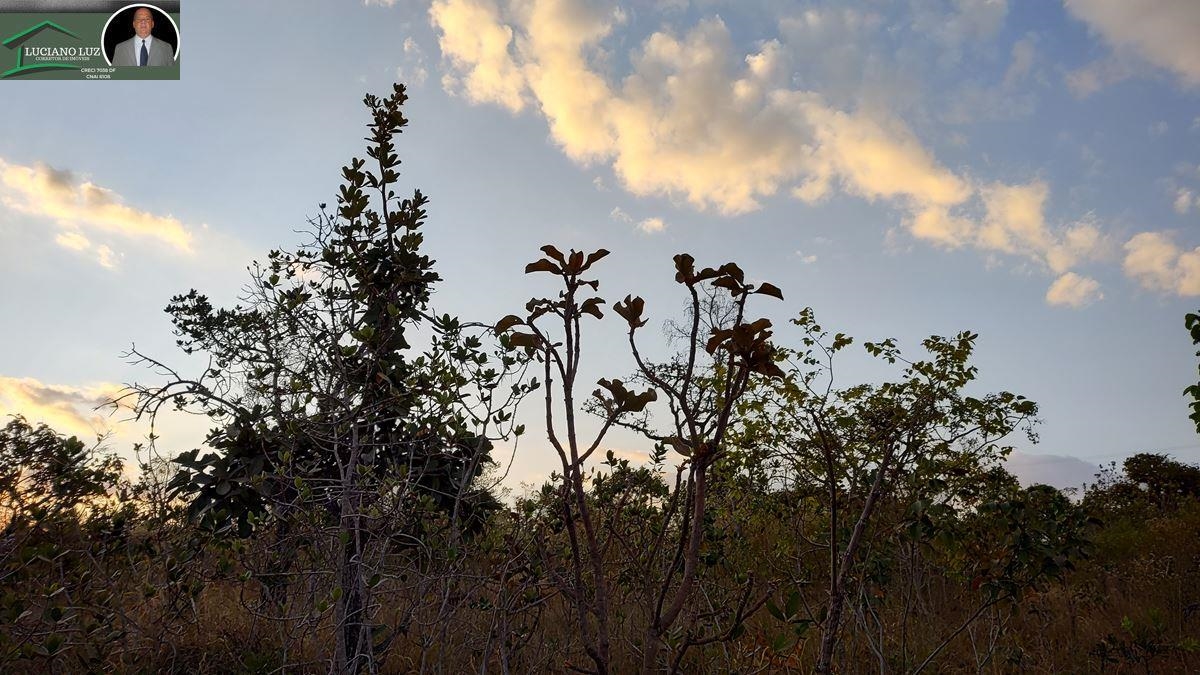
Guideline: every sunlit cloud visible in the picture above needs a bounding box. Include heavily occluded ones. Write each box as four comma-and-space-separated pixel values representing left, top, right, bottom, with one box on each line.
637, 217, 666, 234
1045, 272, 1103, 308
431, 1, 982, 219
54, 230, 90, 251
606, 446, 651, 465
1123, 231, 1200, 296
1065, 0, 1200, 89
0, 158, 195, 256
610, 207, 666, 234
0, 376, 124, 441
977, 182, 1108, 274
96, 245, 119, 270
429, 0, 1111, 305
430, 0, 527, 112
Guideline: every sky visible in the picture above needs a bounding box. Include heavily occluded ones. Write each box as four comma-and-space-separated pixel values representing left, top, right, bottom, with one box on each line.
1, 0, 1199, 492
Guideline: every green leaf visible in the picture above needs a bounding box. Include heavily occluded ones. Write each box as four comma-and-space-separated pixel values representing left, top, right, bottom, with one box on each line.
785, 590, 801, 619
766, 598, 785, 621
769, 632, 795, 653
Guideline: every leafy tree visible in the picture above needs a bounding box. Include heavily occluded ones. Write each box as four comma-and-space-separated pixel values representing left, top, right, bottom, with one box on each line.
1084, 453, 1200, 518
734, 310, 1045, 672
0, 417, 129, 667
0, 416, 123, 534
1186, 311, 1200, 433
126, 84, 531, 672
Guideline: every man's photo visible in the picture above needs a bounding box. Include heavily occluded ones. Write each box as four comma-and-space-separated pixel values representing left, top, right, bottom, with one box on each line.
103, 5, 178, 67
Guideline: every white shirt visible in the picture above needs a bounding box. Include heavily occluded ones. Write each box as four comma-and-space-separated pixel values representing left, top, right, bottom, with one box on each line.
134, 36, 153, 65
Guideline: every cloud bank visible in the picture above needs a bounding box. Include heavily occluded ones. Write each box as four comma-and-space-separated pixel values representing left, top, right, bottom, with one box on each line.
430, 0, 1200, 304
0, 158, 197, 269
0, 376, 124, 440
1065, 0, 1200, 88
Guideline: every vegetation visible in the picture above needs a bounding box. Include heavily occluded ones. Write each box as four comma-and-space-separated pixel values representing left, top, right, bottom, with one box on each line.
1, 85, 1198, 673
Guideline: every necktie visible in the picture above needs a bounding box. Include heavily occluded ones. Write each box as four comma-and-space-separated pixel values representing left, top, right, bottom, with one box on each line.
139, 40, 148, 67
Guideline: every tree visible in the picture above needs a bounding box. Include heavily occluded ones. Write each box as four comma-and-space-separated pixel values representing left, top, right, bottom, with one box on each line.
734, 309, 1046, 672
0, 416, 123, 535
497, 250, 782, 672
1186, 311, 1200, 433
0, 417, 129, 667
125, 84, 532, 673
1084, 453, 1200, 518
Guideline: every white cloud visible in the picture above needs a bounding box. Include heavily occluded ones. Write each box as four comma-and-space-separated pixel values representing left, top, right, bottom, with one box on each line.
54, 230, 89, 251
610, 207, 665, 233
1175, 188, 1195, 215
1006, 450, 1099, 489
777, 8, 892, 110
1065, 0, 1200, 88
1065, 56, 1136, 98
912, 0, 1008, 50
795, 250, 818, 264
53, 230, 124, 269
609, 206, 631, 223
0, 158, 196, 261
1003, 34, 1036, 87
396, 36, 429, 86
1149, 121, 1169, 137
637, 216, 666, 234
1123, 231, 1200, 296
96, 245, 119, 269
1045, 272, 1103, 308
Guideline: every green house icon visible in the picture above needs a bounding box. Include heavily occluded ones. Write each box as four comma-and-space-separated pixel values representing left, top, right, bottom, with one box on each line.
2, 21, 80, 79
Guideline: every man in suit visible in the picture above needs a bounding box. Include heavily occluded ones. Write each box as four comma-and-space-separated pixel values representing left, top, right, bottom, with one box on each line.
112, 7, 174, 67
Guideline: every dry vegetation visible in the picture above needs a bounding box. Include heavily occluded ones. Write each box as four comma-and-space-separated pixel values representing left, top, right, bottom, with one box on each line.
2, 85, 1198, 673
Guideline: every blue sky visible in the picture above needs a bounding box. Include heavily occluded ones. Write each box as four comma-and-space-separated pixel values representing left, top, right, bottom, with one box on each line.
1, 0, 1198, 490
